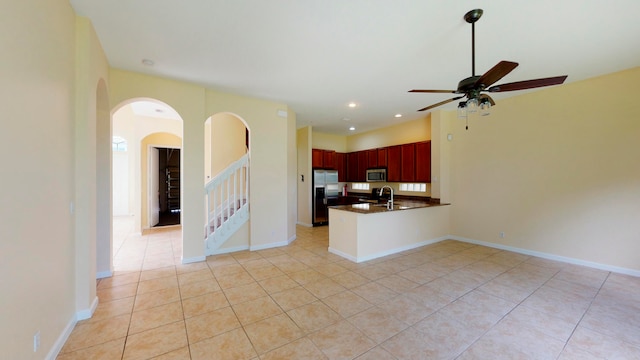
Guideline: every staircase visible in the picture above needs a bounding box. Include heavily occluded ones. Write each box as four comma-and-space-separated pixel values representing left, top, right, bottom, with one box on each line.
205, 153, 249, 254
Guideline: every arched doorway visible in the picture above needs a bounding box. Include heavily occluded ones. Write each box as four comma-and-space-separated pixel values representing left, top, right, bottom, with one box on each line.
205, 112, 250, 181
111, 99, 183, 268
204, 112, 251, 253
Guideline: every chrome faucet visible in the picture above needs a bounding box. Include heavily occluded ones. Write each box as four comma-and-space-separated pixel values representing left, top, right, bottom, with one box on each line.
379, 186, 394, 210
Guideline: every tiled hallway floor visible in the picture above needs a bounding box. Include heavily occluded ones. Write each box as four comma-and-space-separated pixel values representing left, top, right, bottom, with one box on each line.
58, 216, 640, 359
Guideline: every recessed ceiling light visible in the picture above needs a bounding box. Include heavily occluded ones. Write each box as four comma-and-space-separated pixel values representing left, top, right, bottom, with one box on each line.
349, 126, 356, 131
348, 102, 357, 108
395, 114, 402, 118
142, 59, 155, 66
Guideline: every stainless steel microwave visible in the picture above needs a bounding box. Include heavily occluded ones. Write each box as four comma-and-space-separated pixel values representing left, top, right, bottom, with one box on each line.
366, 168, 386, 182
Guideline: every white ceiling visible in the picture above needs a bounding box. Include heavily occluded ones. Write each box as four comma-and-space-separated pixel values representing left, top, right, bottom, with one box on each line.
70, 0, 640, 135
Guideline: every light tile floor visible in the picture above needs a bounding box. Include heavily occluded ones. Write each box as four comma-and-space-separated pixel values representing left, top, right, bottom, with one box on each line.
57, 216, 640, 359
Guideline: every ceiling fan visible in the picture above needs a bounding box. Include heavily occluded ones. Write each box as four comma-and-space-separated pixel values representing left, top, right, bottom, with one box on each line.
409, 9, 567, 117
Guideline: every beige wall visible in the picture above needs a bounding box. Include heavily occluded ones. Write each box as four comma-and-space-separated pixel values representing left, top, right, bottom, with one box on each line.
346, 116, 431, 152
0, 1, 106, 358
445, 67, 640, 273
297, 127, 312, 226
311, 116, 431, 154
75, 14, 112, 325
312, 132, 348, 152
287, 109, 298, 241
210, 113, 247, 176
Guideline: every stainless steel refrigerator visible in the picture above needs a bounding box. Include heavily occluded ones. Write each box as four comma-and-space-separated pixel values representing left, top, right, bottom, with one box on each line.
313, 169, 339, 225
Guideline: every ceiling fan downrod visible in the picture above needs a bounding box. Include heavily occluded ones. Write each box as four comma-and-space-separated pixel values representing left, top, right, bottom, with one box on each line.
464, 9, 483, 77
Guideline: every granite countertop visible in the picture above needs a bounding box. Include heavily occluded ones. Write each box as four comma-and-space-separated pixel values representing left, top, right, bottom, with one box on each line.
330, 199, 449, 214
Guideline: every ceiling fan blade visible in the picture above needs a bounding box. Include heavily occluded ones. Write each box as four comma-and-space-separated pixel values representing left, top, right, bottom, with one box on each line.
409, 89, 456, 93
474, 61, 519, 88
417, 96, 464, 112
487, 75, 568, 92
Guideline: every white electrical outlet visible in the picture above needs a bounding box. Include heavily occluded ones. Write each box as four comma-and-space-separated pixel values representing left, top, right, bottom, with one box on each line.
499, 232, 505, 238
33, 331, 40, 352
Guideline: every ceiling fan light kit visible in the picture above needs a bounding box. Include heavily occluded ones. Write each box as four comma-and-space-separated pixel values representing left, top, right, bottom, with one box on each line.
410, 9, 568, 129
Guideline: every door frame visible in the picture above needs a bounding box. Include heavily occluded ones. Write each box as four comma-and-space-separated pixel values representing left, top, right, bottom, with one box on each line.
146, 143, 181, 229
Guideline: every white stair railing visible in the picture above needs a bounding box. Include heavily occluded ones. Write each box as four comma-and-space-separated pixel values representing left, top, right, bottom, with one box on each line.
205, 153, 249, 253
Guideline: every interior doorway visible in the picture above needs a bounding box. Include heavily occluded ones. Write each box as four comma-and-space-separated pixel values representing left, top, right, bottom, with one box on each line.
150, 147, 181, 227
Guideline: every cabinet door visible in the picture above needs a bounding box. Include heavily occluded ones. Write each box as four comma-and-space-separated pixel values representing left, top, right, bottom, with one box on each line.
312, 149, 323, 168
347, 152, 359, 182
401, 143, 416, 182
387, 145, 401, 182
366, 149, 378, 168
335, 152, 346, 182
377, 148, 388, 168
323, 150, 336, 169
357, 151, 368, 181
415, 141, 431, 182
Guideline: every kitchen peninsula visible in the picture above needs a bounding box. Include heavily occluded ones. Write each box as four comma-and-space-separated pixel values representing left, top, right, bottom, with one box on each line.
328, 200, 450, 263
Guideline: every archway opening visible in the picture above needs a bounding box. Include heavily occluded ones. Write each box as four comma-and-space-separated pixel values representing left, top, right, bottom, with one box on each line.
204, 112, 251, 253
111, 99, 183, 268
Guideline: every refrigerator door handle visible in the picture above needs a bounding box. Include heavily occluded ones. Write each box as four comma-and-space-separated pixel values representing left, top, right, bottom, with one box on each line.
323, 197, 327, 205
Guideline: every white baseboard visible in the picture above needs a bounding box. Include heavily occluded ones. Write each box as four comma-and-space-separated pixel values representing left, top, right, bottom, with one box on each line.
76, 296, 99, 321
296, 221, 313, 227
450, 235, 640, 277
330, 236, 449, 263
358, 237, 450, 263
210, 245, 249, 255
96, 270, 112, 279
250, 240, 289, 251
328, 247, 358, 262
181, 255, 206, 264
211, 235, 297, 254
46, 314, 77, 360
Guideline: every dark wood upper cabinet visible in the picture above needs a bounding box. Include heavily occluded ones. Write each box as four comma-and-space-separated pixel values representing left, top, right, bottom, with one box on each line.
357, 151, 368, 181
335, 152, 347, 182
347, 152, 359, 181
415, 141, 431, 182
387, 145, 401, 182
377, 148, 388, 168
313, 140, 431, 183
401, 143, 416, 182
312, 149, 323, 168
312, 148, 337, 169
366, 149, 378, 168
323, 150, 336, 169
